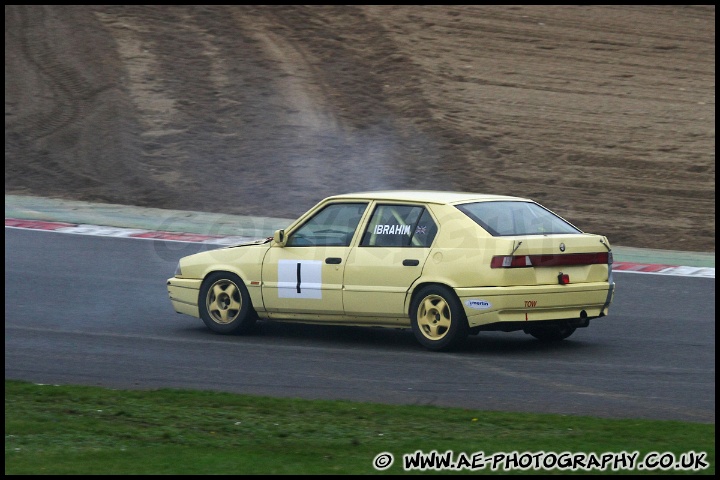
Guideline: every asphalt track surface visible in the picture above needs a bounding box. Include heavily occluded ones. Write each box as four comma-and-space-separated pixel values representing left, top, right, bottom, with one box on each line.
4, 227, 715, 424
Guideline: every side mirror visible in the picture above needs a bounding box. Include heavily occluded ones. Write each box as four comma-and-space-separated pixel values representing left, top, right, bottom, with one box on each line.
273, 229, 286, 247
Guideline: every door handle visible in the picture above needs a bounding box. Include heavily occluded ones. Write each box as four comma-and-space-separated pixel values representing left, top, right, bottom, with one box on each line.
325, 257, 342, 264
403, 259, 420, 266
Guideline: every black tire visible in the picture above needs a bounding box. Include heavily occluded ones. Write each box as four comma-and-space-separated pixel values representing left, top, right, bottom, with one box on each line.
526, 323, 576, 342
410, 285, 469, 351
199, 272, 257, 334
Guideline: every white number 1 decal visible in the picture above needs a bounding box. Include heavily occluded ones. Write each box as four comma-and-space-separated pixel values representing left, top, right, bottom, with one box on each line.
278, 260, 322, 299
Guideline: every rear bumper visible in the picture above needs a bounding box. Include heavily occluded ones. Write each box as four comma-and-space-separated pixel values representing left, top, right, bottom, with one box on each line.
455, 282, 614, 328
166, 277, 202, 318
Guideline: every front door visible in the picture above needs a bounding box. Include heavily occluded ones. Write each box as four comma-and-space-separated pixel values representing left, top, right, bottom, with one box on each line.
261, 202, 368, 316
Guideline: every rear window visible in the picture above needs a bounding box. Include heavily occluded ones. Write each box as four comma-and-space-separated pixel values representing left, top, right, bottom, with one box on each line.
456, 201, 582, 236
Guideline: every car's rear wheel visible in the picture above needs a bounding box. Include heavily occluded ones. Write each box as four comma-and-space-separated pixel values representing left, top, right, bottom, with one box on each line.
410, 285, 468, 351
199, 272, 257, 334
526, 323, 576, 341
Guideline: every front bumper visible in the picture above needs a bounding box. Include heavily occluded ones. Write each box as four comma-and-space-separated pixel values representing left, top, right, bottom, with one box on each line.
166, 277, 202, 318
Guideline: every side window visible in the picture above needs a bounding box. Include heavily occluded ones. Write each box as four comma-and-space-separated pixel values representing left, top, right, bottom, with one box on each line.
412, 209, 438, 247
286, 203, 367, 247
360, 204, 438, 247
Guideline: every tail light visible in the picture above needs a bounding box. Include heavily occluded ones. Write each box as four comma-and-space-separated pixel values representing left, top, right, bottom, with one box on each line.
491, 252, 609, 269
490, 255, 532, 268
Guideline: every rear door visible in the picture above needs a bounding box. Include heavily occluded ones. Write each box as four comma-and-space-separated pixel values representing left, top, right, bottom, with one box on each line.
343, 203, 438, 317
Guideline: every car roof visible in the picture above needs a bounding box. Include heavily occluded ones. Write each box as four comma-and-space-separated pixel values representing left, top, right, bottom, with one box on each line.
326, 190, 532, 205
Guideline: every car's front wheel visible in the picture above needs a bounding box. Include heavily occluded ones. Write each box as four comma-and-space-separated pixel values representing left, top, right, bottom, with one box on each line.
199, 272, 257, 334
410, 285, 468, 351
526, 323, 576, 341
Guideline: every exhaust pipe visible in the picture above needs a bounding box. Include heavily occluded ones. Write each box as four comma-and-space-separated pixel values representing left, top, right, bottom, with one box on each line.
570, 310, 590, 328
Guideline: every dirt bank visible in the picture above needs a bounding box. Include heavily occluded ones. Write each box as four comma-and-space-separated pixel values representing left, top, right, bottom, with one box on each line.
5, 5, 715, 251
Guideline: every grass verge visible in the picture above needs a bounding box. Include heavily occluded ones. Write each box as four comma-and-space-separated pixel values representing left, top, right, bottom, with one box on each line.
5, 379, 714, 474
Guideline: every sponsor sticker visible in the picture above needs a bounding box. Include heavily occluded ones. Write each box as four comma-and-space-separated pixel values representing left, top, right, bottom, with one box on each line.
465, 299, 492, 310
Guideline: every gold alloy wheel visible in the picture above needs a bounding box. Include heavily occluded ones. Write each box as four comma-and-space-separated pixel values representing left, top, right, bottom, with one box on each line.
416, 294, 452, 341
206, 279, 242, 324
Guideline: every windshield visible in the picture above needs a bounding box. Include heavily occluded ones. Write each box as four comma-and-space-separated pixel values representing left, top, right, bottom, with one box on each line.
457, 201, 582, 236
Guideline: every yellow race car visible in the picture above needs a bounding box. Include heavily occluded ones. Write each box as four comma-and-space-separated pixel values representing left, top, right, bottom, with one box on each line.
167, 191, 614, 351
